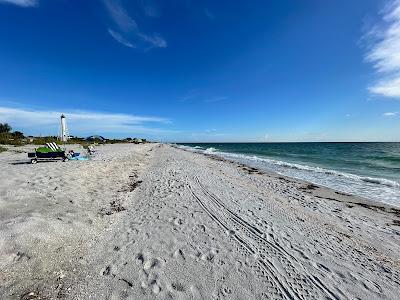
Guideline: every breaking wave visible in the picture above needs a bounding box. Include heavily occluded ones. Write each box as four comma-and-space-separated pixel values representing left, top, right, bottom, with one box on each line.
176, 144, 400, 206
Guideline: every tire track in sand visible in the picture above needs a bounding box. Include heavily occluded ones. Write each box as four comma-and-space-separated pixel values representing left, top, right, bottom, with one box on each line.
189, 174, 340, 300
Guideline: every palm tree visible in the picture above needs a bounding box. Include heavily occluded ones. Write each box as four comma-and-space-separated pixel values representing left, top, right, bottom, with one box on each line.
13, 131, 24, 139
0, 123, 12, 133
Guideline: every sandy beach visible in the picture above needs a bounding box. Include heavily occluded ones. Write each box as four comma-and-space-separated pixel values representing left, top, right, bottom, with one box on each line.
1, 143, 400, 299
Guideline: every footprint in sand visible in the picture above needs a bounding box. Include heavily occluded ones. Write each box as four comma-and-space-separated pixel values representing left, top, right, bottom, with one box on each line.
12, 251, 31, 263
171, 282, 185, 292
172, 248, 185, 260
135, 253, 145, 265
200, 249, 218, 262
143, 258, 159, 271
136, 253, 163, 273
226, 229, 235, 236
196, 224, 206, 232
173, 217, 184, 226
101, 265, 112, 276
136, 252, 165, 294
152, 282, 161, 294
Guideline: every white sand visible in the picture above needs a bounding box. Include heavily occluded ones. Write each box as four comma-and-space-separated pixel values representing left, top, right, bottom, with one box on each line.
1, 143, 400, 299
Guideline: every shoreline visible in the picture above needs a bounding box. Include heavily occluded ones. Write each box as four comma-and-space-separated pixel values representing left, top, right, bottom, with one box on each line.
174, 143, 400, 210
1, 143, 400, 299
174, 144, 400, 213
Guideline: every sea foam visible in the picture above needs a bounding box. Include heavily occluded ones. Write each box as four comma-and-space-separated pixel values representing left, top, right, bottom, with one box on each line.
176, 144, 400, 207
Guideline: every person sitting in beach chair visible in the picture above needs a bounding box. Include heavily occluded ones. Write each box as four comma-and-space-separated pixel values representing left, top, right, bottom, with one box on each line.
87, 145, 95, 155
67, 149, 81, 159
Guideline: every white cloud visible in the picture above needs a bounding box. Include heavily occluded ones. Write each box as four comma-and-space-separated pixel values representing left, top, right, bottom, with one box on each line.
0, 106, 172, 136
108, 29, 135, 48
180, 89, 198, 102
103, 0, 167, 49
383, 111, 398, 116
365, 0, 400, 98
187, 129, 229, 140
0, 0, 37, 7
180, 90, 229, 103
190, 130, 228, 139
205, 128, 217, 133
369, 76, 400, 97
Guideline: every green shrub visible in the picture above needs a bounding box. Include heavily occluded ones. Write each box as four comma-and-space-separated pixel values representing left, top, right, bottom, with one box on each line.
0, 133, 25, 145
0, 123, 12, 133
31, 136, 58, 145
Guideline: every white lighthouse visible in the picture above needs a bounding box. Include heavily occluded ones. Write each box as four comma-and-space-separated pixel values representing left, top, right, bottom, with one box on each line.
60, 114, 69, 142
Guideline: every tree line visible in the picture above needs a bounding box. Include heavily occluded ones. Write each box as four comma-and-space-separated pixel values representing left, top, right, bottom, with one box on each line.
0, 123, 25, 142
0, 122, 148, 146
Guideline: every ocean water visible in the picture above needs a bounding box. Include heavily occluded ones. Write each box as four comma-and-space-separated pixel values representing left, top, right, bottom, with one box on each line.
177, 142, 400, 207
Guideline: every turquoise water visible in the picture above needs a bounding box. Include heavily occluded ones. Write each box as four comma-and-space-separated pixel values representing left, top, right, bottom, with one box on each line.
177, 143, 400, 207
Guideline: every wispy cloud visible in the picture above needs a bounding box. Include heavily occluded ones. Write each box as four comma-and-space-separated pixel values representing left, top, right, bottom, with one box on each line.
383, 111, 398, 116
180, 90, 228, 103
0, 0, 37, 7
108, 29, 135, 48
180, 89, 198, 102
190, 129, 229, 140
365, 0, 400, 98
204, 8, 215, 20
0, 106, 172, 136
103, 0, 167, 50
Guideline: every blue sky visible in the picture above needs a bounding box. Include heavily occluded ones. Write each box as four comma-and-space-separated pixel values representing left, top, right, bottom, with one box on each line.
0, 0, 399, 142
